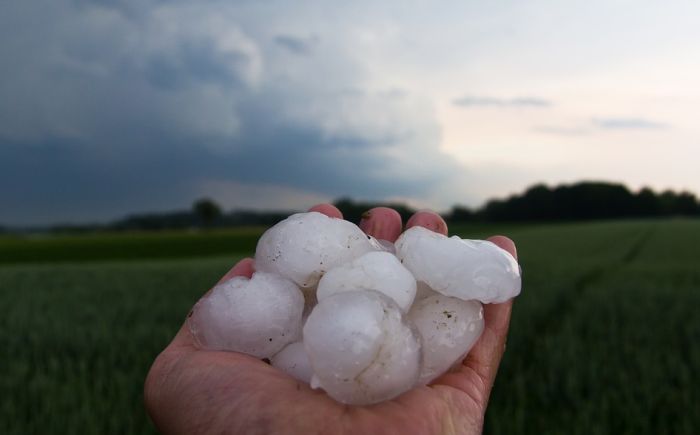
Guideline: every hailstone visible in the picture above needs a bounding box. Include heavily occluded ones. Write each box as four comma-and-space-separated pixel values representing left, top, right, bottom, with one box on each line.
189, 211, 522, 406
408, 293, 484, 384
303, 290, 421, 405
271, 341, 313, 384
395, 226, 521, 303
188, 272, 304, 358
255, 212, 376, 288
316, 251, 417, 312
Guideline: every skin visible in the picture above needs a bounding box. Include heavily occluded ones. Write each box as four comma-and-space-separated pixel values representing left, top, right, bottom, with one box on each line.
145, 204, 518, 435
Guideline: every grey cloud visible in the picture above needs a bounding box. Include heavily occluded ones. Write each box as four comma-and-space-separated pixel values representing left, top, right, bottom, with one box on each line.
144, 39, 254, 90
0, 102, 446, 225
453, 95, 552, 108
592, 117, 668, 130
0, 1, 458, 225
274, 34, 318, 55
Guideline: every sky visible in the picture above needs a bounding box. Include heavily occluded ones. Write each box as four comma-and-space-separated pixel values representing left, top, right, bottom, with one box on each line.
1, 0, 699, 226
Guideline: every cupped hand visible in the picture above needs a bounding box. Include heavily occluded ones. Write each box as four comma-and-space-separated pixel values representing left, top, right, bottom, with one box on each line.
145, 205, 517, 435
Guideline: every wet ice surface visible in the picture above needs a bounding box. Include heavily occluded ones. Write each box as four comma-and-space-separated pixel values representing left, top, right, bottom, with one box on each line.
188, 272, 304, 358
189, 212, 522, 405
254, 212, 376, 288
317, 251, 416, 312
304, 291, 420, 405
408, 293, 484, 384
396, 226, 521, 303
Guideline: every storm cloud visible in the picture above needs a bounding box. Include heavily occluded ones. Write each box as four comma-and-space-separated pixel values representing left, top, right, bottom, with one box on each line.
0, 1, 457, 225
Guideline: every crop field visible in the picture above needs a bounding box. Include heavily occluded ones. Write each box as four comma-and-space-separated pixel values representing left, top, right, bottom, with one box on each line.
1, 219, 698, 434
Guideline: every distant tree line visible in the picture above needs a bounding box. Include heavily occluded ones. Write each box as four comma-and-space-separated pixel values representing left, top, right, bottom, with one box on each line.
4, 181, 699, 233
468, 181, 700, 222
110, 198, 297, 231
110, 182, 700, 230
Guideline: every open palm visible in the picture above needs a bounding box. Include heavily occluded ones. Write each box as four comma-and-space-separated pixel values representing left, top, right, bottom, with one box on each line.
145, 205, 517, 435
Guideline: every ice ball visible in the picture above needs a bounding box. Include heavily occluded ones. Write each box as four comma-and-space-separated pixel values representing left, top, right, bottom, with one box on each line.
316, 251, 417, 312
188, 272, 304, 358
255, 212, 376, 288
395, 226, 521, 303
408, 292, 484, 384
303, 290, 421, 405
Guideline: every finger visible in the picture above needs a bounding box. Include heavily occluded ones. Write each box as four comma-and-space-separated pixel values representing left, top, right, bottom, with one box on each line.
359, 207, 403, 242
461, 299, 513, 384
487, 235, 517, 260
405, 210, 448, 235
459, 235, 517, 397
308, 203, 343, 219
216, 257, 255, 284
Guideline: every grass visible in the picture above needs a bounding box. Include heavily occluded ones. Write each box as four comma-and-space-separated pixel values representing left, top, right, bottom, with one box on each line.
0, 228, 264, 264
482, 219, 700, 434
1, 218, 698, 434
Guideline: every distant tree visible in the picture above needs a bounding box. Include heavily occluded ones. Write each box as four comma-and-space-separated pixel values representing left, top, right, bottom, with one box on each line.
520, 184, 554, 219
661, 191, 700, 215
634, 187, 660, 216
480, 181, 679, 222
193, 198, 222, 227
448, 205, 475, 222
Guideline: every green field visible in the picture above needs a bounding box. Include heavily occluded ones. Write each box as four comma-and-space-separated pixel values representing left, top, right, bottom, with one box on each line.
1, 219, 699, 434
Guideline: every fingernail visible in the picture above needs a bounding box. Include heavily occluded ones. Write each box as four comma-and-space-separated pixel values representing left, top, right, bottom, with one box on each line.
406, 211, 448, 235
359, 208, 403, 241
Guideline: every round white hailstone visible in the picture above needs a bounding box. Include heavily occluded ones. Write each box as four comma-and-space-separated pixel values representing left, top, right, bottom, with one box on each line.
408, 294, 484, 384
255, 212, 376, 288
188, 272, 304, 358
271, 342, 313, 384
303, 290, 421, 405
395, 226, 521, 303
316, 251, 417, 312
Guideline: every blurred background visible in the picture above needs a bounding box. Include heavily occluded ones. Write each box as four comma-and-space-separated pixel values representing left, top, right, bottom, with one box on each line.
1, 1, 698, 433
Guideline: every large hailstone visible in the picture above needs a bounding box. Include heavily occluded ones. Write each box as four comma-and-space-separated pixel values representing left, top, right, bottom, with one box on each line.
188, 272, 304, 358
316, 251, 417, 312
303, 290, 421, 405
395, 226, 521, 303
255, 212, 376, 288
408, 293, 484, 384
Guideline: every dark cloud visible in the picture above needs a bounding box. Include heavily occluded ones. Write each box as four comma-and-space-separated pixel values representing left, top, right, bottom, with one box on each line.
592, 117, 668, 130
0, 1, 457, 226
453, 95, 552, 108
273, 35, 318, 55
0, 108, 441, 225
145, 39, 254, 90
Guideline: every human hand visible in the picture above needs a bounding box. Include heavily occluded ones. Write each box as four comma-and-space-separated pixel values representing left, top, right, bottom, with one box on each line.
145, 204, 517, 435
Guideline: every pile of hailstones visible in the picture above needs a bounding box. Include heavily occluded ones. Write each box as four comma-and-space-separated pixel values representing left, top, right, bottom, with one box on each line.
189, 212, 521, 406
